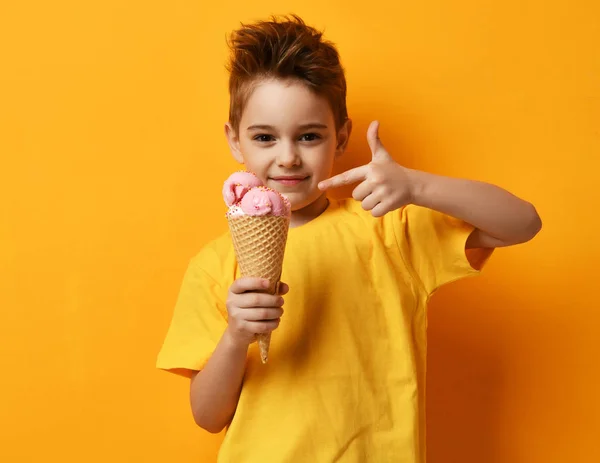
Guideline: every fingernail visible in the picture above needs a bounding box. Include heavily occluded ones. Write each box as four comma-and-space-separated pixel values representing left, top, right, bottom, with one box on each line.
263, 280, 270, 288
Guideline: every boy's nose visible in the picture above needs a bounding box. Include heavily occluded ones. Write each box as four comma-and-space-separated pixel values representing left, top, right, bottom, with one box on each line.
276, 143, 301, 168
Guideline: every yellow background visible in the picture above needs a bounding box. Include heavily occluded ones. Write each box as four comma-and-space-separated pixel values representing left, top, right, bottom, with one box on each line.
1, 1, 598, 462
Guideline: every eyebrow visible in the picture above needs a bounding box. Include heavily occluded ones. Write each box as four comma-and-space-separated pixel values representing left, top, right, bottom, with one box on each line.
246, 123, 329, 131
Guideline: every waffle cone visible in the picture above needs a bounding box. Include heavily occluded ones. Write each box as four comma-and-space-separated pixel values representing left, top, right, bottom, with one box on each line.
227, 214, 290, 363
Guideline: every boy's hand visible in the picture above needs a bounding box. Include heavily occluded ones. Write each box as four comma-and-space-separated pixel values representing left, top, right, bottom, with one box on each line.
225, 278, 289, 348
318, 121, 415, 217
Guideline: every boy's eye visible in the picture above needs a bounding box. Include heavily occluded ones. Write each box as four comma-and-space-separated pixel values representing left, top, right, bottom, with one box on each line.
299, 133, 321, 142
253, 134, 274, 142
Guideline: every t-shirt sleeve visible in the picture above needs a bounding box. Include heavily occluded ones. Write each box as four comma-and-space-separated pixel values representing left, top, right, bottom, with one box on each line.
392, 204, 493, 296
156, 255, 228, 378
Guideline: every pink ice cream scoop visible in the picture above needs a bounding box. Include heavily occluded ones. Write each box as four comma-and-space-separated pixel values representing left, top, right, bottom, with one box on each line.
222, 171, 263, 206
240, 187, 291, 217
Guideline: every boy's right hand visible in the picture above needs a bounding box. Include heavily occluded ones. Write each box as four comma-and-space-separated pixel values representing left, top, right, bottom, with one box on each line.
225, 278, 289, 348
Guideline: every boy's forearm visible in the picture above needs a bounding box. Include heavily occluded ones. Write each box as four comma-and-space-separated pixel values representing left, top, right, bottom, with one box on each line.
409, 169, 541, 246
189, 328, 248, 433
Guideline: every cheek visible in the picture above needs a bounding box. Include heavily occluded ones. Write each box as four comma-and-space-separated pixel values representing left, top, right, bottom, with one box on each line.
238, 141, 268, 170
310, 143, 337, 175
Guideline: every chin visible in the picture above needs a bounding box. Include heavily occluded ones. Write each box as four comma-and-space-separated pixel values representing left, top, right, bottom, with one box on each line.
286, 196, 310, 212
288, 192, 325, 212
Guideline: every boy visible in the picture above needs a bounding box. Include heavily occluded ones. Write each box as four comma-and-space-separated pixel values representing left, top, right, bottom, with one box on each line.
157, 15, 541, 463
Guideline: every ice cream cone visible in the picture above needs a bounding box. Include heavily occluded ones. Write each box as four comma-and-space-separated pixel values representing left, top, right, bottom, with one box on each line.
227, 214, 290, 363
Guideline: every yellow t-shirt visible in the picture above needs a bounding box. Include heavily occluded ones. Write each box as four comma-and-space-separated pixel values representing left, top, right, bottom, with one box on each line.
157, 198, 491, 463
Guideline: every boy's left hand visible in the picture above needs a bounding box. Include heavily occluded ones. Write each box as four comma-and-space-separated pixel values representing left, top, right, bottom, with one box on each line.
318, 121, 414, 217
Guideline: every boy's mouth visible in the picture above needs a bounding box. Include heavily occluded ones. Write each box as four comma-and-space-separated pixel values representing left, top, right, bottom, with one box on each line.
270, 175, 309, 187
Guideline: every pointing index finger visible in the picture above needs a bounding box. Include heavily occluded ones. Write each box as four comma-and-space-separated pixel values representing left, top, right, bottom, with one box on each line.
318, 165, 368, 191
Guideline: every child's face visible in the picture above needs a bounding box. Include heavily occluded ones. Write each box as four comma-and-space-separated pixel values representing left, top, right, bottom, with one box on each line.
225, 78, 350, 213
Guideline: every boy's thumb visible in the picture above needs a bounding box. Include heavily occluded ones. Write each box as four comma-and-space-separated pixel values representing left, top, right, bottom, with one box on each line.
367, 121, 390, 161
276, 282, 289, 295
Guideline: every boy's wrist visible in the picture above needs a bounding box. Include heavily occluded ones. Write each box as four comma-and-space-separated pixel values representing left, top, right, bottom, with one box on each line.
406, 168, 430, 207
222, 327, 251, 354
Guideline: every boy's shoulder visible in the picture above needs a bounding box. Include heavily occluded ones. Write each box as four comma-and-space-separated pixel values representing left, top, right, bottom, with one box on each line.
333, 196, 402, 227
332, 197, 378, 219
189, 229, 235, 282
335, 197, 448, 226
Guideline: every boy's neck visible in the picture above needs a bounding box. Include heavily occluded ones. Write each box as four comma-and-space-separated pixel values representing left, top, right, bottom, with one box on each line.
290, 194, 330, 228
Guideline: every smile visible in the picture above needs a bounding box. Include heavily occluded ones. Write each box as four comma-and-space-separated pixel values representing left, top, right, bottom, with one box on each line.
270, 176, 309, 186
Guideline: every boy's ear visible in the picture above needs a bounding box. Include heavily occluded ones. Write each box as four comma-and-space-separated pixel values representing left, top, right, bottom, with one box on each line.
224, 122, 244, 164
335, 118, 353, 157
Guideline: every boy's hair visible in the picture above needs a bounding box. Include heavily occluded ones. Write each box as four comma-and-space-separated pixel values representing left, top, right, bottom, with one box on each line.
226, 15, 348, 133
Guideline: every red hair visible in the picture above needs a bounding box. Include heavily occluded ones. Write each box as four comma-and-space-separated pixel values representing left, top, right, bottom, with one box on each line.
226, 15, 348, 132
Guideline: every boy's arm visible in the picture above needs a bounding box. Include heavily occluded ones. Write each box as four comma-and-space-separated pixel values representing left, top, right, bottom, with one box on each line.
319, 121, 541, 248
409, 170, 542, 248
189, 328, 248, 433
189, 278, 286, 433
